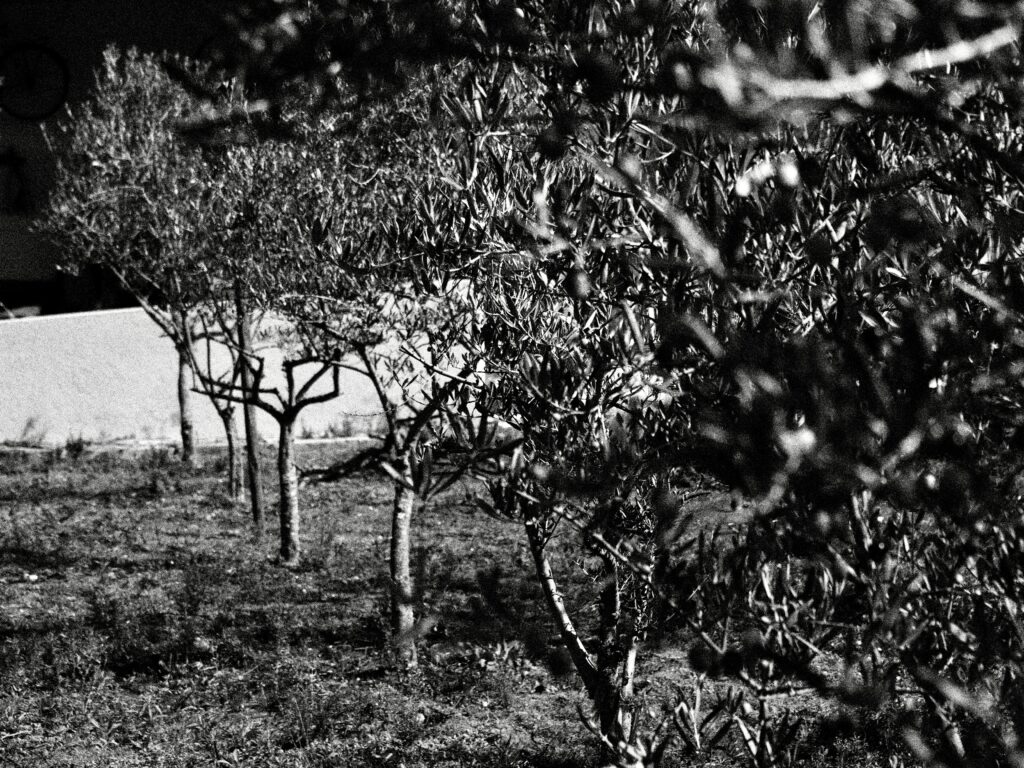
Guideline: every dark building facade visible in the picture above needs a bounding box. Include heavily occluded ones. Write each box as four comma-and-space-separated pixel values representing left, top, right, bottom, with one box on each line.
0, 0, 218, 316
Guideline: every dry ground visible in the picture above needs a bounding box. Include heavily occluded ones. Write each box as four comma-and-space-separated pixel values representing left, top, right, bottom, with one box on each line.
0, 443, 890, 767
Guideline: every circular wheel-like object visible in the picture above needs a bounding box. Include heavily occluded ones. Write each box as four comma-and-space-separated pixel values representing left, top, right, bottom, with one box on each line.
0, 43, 70, 121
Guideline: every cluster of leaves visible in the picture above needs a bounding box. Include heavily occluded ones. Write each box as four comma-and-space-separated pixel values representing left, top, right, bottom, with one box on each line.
43, 48, 212, 318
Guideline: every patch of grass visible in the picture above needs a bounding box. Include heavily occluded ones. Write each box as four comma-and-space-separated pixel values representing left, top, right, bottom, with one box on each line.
0, 443, 897, 767
64, 434, 90, 460
0, 443, 597, 767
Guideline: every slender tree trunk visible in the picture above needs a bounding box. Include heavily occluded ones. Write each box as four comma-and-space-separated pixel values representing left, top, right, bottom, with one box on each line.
618, 634, 640, 743
229, 411, 244, 502
277, 418, 301, 567
234, 286, 264, 534
176, 341, 196, 468
218, 407, 243, 502
390, 454, 417, 667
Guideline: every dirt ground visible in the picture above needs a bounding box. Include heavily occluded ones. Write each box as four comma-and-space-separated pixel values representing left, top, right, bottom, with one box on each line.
0, 443, 883, 767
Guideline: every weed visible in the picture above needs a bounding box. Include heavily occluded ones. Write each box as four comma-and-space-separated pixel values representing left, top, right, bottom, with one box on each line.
6, 416, 48, 448
85, 584, 196, 676
64, 435, 89, 460
0, 443, 732, 767
136, 446, 177, 471
83, 449, 121, 474
244, 607, 287, 650
304, 505, 349, 571
277, 682, 348, 749
180, 559, 217, 617
317, 414, 388, 439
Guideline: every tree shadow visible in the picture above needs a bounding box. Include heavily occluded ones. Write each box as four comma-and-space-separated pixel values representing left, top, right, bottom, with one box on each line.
0, 544, 80, 571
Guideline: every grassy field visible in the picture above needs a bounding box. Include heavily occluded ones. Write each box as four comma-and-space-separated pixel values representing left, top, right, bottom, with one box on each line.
0, 443, 888, 767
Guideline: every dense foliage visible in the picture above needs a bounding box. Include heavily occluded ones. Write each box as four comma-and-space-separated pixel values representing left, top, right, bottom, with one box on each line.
212, 1, 1024, 765
42, 1, 1024, 765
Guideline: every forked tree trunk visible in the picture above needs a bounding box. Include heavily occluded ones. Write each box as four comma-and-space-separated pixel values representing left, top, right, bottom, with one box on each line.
390, 455, 417, 667
234, 287, 265, 534
176, 342, 196, 467
277, 418, 300, 567
523, 509, 632, 744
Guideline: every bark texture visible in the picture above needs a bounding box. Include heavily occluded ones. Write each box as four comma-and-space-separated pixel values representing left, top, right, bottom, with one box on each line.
234, 291, 264, 533
176, 343, 196, 467
219, 408, 244, 502
277, 419, 300, 567
390, 456, 417, 667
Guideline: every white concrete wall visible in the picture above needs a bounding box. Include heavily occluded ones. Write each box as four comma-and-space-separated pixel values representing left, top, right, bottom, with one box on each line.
0, 308, 383, 445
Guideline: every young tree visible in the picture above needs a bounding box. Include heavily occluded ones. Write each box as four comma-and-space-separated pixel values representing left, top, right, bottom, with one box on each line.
231, 283, 267, 525
431, 5, 1024, 763
198, 328, 340, 566
274, 89, 501, 664
297, 270, 483, 665
43, 47, 217, 469
194, 127, 347, 567
189, 304, 246, 501
441, 95, 669, 741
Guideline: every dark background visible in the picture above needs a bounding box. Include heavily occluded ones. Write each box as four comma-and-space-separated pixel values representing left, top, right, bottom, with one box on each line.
0, 0, 219, 317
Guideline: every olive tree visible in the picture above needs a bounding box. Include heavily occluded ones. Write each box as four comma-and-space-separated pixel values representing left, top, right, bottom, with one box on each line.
43, 47, 233, 474
191, 127, 348, 567
272, 88, 505, 664
427, 5, 1024, 764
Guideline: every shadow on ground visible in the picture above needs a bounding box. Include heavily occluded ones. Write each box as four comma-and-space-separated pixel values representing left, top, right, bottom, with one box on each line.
0, 444, 628, 767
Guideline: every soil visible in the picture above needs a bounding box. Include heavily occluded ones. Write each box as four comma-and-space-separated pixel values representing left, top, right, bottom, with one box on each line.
0, 443, 880, 767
